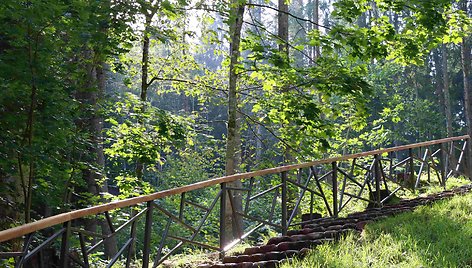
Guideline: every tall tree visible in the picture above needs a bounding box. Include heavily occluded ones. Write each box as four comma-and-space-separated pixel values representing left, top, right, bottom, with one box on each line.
442, 44, 454, 138
75, 48, 116, 257
224, 0, 246, 244
460, 0, 472, 176
278, 0, 290, 164
313, 0, 320, 59
73, 0, 120, 256
136, 1, 158, 180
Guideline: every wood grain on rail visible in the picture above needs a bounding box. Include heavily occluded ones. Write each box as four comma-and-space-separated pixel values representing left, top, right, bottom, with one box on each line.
0, 135, 468, 243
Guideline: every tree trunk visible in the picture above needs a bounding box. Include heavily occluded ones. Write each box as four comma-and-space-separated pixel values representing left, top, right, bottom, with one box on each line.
96, 0, 117, 256
442, 44, 454, 137
278, 0, 292, 164
224, 0, 245, 245
75, 49, 117, 258
278, 0, 288, 56
24, 30, 38, 224
140, 14, 152, 104
95, 61, 117, 257
129, 9, 157, 260
136, 13, 153, 180
460, 0, 472, 178
278, 0, 299, 221
251, 0, 263, 162
434, 49, 446, 126
441, 44, 458, 170
313, 0, 320, 59
278, 0, 289, 163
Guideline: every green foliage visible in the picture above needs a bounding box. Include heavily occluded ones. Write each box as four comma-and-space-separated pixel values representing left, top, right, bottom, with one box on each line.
103, 92, 194, 198
105, 93, 189, 165
241, 30, 372, 159
0, 0, 112, 219
332, 0, 471, 64
158, 147, 225, 189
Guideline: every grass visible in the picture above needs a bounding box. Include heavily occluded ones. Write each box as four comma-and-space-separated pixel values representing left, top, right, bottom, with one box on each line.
332, 175, 471, 218
159, 248, 219, 268
281, 191, 472, 268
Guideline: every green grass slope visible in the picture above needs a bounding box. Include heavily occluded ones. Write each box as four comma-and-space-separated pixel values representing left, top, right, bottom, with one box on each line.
282, 192, 472, 268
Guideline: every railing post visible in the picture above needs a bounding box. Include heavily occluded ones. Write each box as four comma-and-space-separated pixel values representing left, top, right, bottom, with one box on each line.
179, 193, 185, 220
310, 191, 314, 219
60, 221, 71, 268
142, 201, 153, 268
281, 171, 288, 236
374, 155, 381, 206
219, 182, 227, 258
244, 177, 254, 214
126, 214, 137, 268
440, 144, 447, 188
408, 149, 415, 190
465, 138, 472, 179
332, 162, 338, 217
78, 233, 90, 268
17, 233, 33, 267
427, 147, 431, 183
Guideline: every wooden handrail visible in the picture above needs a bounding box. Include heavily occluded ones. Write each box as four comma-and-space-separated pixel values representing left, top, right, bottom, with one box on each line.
0, 134, 468, 243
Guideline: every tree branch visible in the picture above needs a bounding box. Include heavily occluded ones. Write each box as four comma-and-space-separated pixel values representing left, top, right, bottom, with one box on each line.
243, 19, 316, 64
246, 3, 330, 30
148, 76, 225, 93
237, 108, 297, 154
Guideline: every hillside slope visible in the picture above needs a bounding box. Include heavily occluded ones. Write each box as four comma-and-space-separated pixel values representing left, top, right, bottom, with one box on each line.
281, 188, 472, 268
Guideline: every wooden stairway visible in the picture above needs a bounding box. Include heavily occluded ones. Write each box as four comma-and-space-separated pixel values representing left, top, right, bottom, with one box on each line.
202, 185, 472, 268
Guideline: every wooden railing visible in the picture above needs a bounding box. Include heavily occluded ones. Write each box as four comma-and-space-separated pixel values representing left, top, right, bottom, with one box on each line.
0, 135, 470, 267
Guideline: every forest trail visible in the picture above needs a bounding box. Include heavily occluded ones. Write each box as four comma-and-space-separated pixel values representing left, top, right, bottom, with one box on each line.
202, 185, 472, 268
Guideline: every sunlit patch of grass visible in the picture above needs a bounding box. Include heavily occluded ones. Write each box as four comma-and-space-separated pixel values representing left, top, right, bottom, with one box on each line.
393, 175, 470, 200
225, 241, 253, 256
282, 192, 472, 268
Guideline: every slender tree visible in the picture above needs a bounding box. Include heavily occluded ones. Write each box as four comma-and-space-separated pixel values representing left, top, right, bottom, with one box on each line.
224, 0, 246, 244
460, 0, 472, 177
279, 0, 290, 164
313, 0, 320, 59
136, 2, 158, 180
442, 44, 454, 138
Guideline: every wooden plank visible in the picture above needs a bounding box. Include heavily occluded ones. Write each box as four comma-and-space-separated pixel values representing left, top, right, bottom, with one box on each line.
0, 135, 468, 243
